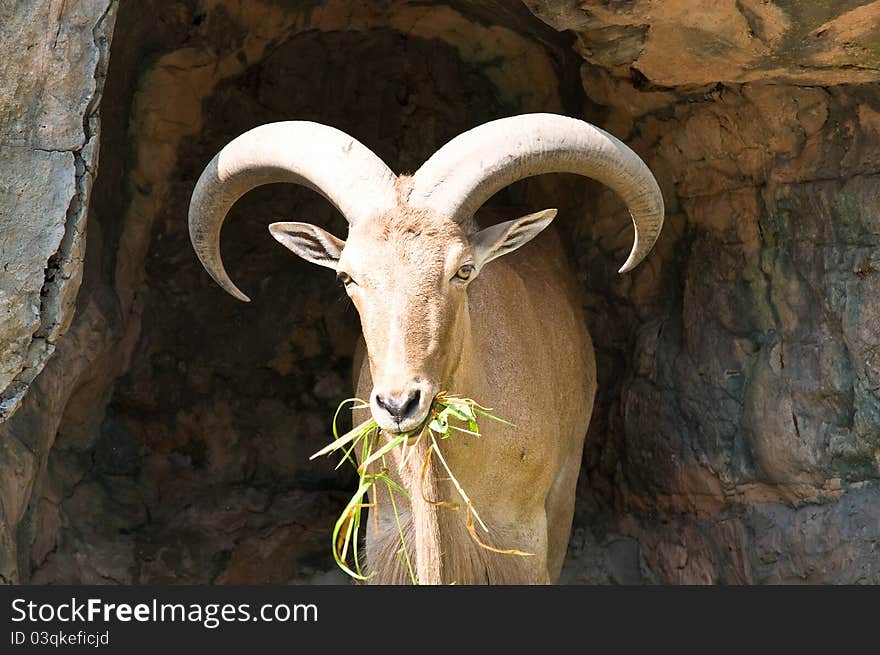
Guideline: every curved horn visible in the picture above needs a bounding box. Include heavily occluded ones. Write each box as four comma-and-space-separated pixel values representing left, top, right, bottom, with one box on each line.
408, 113, 664, 272
188, 121, 399, 301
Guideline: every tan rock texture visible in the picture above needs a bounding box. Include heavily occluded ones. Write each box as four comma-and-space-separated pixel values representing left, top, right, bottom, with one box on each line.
1, 0, 879, 584
527, 0, 880, 86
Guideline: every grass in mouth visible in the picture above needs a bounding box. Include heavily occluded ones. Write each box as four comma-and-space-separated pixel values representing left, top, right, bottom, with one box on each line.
310, 392, 531, 584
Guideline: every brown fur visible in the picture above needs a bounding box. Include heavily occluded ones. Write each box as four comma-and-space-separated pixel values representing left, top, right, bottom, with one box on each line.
348, 210, 595, 585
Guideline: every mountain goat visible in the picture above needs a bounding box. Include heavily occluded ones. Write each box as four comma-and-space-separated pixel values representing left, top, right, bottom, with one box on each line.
188, 113, 664, 584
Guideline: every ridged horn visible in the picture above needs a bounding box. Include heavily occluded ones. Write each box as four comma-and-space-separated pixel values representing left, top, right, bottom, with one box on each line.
408, 113, 664, 272
188, 121, 399, 301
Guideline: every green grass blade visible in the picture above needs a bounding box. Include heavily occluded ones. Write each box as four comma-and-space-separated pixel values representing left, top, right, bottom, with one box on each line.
311, 418, 376, 460
447, 424, 480, 437
331, 480, 374, 581
473, 406, 515, 426
351, 486, 367, 578
334, 425, 376, 471
442, 403, 474, 422
373, 472, 410, 499
319, 391, 517, 582
384, 477, 416, 584
358, 433, 406, 473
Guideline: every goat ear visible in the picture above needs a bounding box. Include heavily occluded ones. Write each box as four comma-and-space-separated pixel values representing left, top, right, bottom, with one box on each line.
269, 222, 345, 269
470, 209, 557, 268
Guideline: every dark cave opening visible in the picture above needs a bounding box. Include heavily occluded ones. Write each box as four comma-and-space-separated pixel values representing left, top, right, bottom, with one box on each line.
9, 0, 880, 587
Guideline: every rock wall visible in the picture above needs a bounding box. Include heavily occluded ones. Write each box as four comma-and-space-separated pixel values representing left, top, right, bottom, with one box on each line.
0, 0, 117, 583
0, 0, 115, 418
1, 0, 879, 584
527, 1, 880, 583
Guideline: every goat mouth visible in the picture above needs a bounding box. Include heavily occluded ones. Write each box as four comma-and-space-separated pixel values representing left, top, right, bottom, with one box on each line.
384, 413, 431, 441
372, 388, 438, 436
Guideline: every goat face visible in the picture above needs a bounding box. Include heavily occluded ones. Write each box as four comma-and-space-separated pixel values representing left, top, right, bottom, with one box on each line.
189, 116, 663, 432
268, 204, 557, 433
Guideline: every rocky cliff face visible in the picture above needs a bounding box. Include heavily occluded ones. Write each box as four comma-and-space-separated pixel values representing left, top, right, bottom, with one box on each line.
1, 0, 878, 584
0, 0, 115, 419
527, 0, 880, 584
0, 0, 117, 582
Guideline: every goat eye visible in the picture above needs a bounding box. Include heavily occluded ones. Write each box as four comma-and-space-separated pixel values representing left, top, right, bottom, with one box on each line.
336, 271, 354, 286
454, 264, 475, 282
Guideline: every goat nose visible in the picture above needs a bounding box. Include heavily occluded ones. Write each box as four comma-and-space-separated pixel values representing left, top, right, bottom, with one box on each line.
376, 389, 421, 421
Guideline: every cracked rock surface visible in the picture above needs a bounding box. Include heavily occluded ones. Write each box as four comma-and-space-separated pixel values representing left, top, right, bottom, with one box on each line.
0, 0, 116, 582
0, 0, 116, 419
